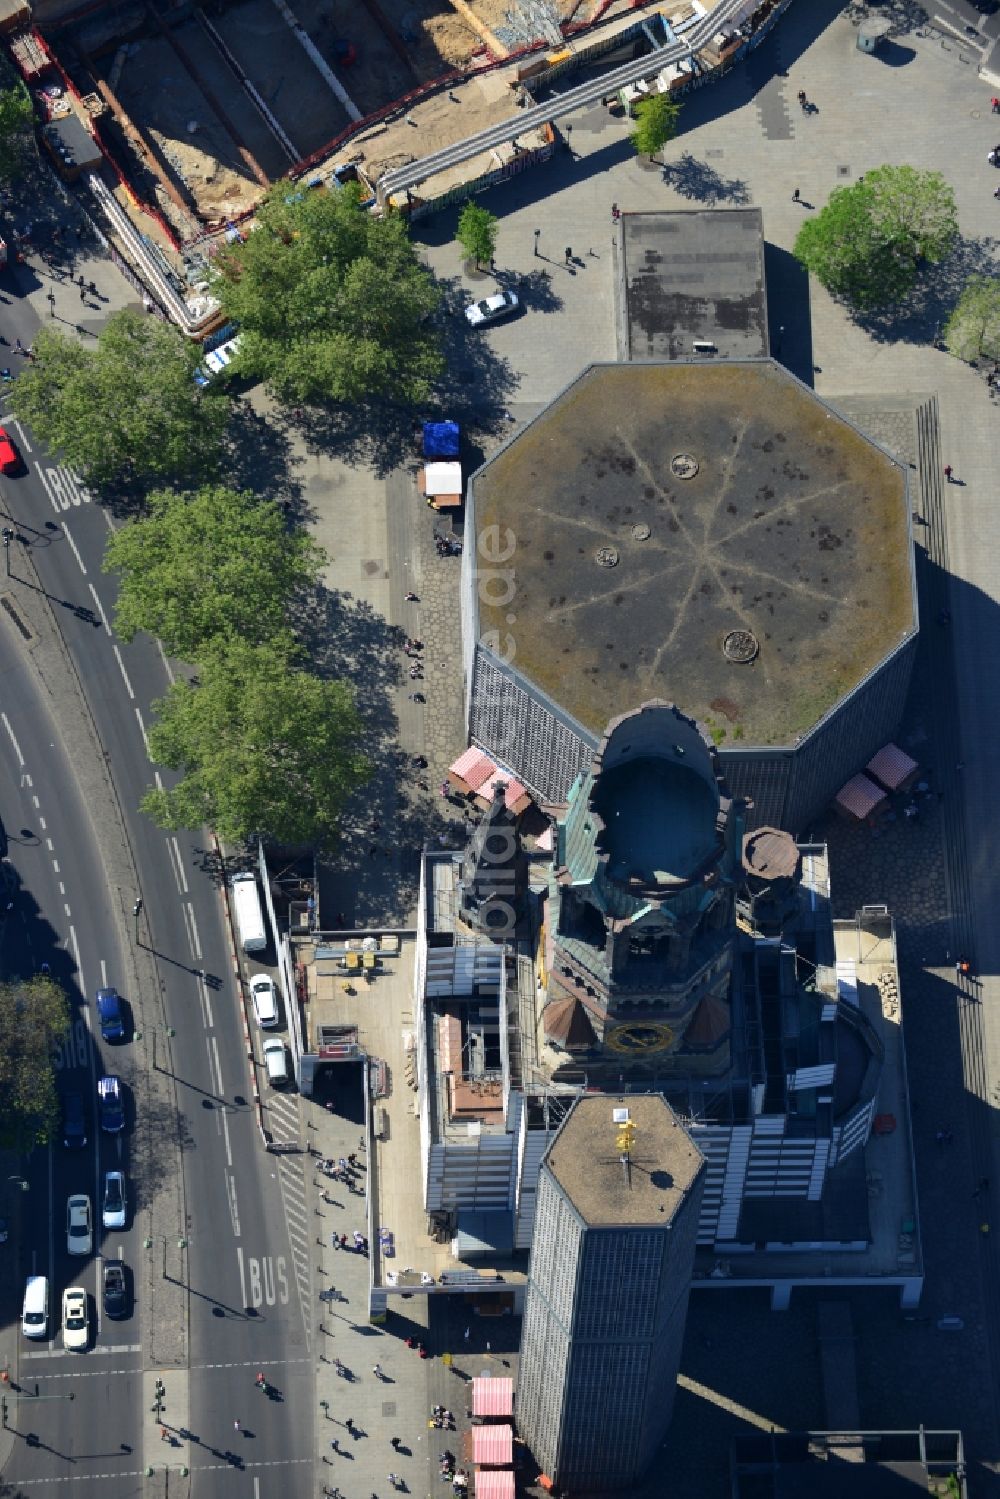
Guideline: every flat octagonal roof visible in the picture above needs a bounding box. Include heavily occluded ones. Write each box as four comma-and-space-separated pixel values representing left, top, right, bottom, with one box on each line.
472, 362, 913, 748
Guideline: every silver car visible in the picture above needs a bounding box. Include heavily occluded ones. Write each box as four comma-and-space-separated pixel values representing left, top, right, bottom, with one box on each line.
464, 290, 519, 327
66, 1194, 92, 1256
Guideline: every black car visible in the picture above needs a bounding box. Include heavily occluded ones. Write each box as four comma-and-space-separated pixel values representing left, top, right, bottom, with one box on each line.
103, 1259, 128, 1319
62, 1090, 87, 1149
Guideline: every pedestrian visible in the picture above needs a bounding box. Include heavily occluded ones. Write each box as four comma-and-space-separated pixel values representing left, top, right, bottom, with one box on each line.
160, 1425, 169, 1441
79, 283, 86, 301
340, 1233, 348, 1249
992, 96, 1000, 113
792, 187, 800, 203
388, 1475, 401, 1490
373, 1363, 384, 1379
331, 1437, 340, 1454
944, 464, 953, 482
234, 1418, 241, 1433
463, 1326, 470, 1342
346, 1417, 355, 1434
391, 1435, 401, 1449
405, 591, 418, 601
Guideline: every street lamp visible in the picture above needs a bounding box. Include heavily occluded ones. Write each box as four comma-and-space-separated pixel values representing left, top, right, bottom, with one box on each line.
2, 528, 13, 578
144, 1232, 188, 1279
134, 1023, 175, 1071
533, 228, 540, 257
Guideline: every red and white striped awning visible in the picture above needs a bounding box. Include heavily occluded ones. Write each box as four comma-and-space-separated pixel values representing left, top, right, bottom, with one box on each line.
866, 742, 919, 793
834, 773, 888, 822
474, 1470, 515, 1499
473, 1425, 512, 1466
471, 1376, 514, 1417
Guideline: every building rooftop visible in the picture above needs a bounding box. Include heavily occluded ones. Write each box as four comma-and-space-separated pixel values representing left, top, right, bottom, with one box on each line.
544, 1093, 704, 1228
472, 361, 913, 749
620, 208, 767, 361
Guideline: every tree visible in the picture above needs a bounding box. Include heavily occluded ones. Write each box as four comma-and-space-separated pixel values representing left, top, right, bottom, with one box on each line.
943, 277, 1000, 363
141, 638, 371, 848
457, 201, 498, 269
629, 93, 681, 161
793, 165, 958, 310
104, 484, 324, 659
0, 976, 70, 1146
7, 310, 228, 487
211, 183, 443, 406
0, 81, 34, 183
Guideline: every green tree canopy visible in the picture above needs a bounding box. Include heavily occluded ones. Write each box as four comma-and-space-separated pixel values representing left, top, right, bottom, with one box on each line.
141, 638, 371, 847
456, 201, 498, 269
8, 310, 228, 486
211, 183, 443, 406
0, 81, 33, 183
793, 165, 958, 310
104, 484, 324, 659
629, 93, 681, 161
943, 276, 1000, 363
0, 976, 70, 1146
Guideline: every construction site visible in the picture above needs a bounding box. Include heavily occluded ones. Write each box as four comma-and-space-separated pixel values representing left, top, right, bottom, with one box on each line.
1, 0, 781, 323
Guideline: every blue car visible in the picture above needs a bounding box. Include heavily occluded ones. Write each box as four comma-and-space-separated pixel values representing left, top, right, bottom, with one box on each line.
96, 986, 125, 1042
97, 1075, 124, 1133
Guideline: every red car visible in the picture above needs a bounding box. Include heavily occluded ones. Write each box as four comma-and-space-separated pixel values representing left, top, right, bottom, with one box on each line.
0, 427, 20, 476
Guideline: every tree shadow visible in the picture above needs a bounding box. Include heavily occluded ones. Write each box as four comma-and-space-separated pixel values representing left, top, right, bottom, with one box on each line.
662, 151, 752, 207
225, 400, 303, 515
849, 233, 1000, 346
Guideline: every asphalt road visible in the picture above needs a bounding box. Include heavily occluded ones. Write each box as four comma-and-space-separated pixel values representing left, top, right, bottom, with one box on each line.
0, 257, 315, 1494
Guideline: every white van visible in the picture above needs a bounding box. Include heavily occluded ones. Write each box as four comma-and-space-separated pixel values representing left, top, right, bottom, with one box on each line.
21, 1275, 48, 1339
231, 872, 267, 954
262, 1037, 290, 1087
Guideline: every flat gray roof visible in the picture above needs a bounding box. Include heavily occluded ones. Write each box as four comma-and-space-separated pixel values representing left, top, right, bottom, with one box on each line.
544, 1094, 704, 1228
621, 208, 767, 361
472, 362, 913, 748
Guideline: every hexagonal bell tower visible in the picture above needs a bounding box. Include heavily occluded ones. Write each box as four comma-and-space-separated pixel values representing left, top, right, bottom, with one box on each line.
544, 701, 747, 1081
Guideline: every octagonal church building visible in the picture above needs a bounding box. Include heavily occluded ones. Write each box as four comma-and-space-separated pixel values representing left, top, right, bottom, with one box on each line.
460, 218, 916, 833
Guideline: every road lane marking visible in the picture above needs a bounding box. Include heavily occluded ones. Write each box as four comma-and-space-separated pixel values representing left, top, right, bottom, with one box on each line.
200, 973, 214, 1030
222, 1105, 233, 1168
187, 904, 202, 960
134, 706, 150, 758
22, 1343, 143, 1361
157, 638, 176, 684
112, 645, 135, 700
61, 521, 87, 576
181, 900, 197, 957
1, 712, 24, 766
6, 417, 31, 451
87, 583, 111, 635
168, 836, 188, 894
51, 858, 59, 872
210, 1034, 223, 1097
100, 959, 107, 987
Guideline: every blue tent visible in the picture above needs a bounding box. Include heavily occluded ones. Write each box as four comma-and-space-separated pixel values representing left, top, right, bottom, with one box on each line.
423, 420, 460, 459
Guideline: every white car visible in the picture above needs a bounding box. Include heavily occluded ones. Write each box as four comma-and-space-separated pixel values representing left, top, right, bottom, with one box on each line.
62, 1287, 89, 1351
464, 289, 519, 327
66, 1194, 92, 1257
102, 1170, 126, 1230
262, 1037, 290, 1087
251, 973, 279, 1029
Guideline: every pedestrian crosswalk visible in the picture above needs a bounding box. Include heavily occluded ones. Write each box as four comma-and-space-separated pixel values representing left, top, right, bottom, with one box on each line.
273, 1135, 312, 1348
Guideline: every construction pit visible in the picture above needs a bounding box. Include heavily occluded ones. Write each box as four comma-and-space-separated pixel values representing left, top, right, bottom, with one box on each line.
45, 0, 608, 238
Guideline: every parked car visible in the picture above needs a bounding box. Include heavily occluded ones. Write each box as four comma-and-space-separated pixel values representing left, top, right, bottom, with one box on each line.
96, 985, 125, 1042
464, 289, 519, 327
103, 1259, 128, 1319
262, 1037, 290, 1087
250, 973, 279, 1030
62, 1090, 87, 1149
66, 1194, 92, 1256
62, 1287, 89, 1351
102, 1171, 126, 1230
0, 427, 21, 476
97, 1075, 124, 1133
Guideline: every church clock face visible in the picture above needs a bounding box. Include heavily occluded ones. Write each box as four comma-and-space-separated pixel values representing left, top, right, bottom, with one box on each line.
606, 1022, 675, 1055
